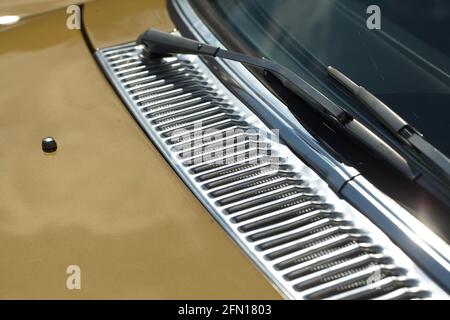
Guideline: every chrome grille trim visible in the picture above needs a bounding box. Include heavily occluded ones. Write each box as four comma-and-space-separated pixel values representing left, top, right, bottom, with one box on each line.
96, 43, 448, 299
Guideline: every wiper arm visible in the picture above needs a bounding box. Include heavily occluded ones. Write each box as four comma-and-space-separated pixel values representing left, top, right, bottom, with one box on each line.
137, 29, 418, 180
138, 29, 348, 123
328, 66, 450, 178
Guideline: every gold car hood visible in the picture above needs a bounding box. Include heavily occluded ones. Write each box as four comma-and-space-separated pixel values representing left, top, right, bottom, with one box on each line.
0, 0, 93, 19
0, 1, 281, 299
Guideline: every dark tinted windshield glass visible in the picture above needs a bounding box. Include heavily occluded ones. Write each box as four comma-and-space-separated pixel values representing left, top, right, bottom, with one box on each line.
206, 0, 450, 157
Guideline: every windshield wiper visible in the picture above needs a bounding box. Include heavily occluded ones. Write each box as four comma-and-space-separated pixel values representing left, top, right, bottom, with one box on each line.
137, 29, 418, 180
328, 66, 450, 178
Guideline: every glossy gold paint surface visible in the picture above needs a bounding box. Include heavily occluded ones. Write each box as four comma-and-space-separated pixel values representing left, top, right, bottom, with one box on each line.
0, 0, 92, 19
0, 8, 281, 299
84, 0, 174, 49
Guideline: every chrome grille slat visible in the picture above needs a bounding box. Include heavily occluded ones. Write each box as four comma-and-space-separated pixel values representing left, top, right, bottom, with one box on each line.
291, 253, 391, 291
181, 134, 266, 158
138, 92, 200, 110
267, 232, 369, 261
105, 49, 135, 58
260, 225, 355, 256
154, 105, 232, 127
189, 152, 275, 176
105, 51, 136, 61
237, 205, 335, 233
130, 83, 176, 99
116, 64, 147, 76
222, 185, 312, 211
283, 243, 382, 280
126, 79, 166, 92
229, 193, 323, 222
153, 103, 222, 124
254, 218, 352, 249
141, 97, 205, 115
119, 70, 150, 81
135, 82, 211, 103
373, 287, 430, 300
272, 233, 367, 269
109, 56, 139, 65
325, 276, 418, 300
96, 43, 447, 300
201, 162, 286, 190
126, 77, 170, 91
135, 88, 185, 103
177, 132, 262, 158
131, 68, 202, 87
216, 178, 305, 206
165, 119, 250, 142
159, 112, 239, 136
252, 219, 352, 248
103, 45, 136, 57
170, 125, 255, 150
298, 265, 404, 299
179, 135, 264, 161
123, 63, 197, 86
112, 60, 142, 70
208, 171, 299, 198
192, 157, 275, 181
122, 74, 157, 86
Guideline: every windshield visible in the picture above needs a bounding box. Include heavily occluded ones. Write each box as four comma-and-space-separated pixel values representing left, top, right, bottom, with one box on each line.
201, 0, 450, 158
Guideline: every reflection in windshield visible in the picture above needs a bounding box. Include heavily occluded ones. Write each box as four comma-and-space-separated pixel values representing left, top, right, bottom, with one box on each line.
207, 0, 450, 157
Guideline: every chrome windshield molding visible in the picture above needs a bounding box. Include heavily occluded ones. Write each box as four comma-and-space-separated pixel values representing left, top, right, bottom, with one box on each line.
170, 0, 450, 293
95, 41, 448, 299
342, 177, 450, 280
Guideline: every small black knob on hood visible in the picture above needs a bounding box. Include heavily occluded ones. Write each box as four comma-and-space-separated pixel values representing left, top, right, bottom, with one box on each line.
42, 137, 57, 153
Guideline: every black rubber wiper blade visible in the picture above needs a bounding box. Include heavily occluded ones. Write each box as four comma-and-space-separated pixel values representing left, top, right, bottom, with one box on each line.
328, 66, 450, 178
137, 29, 418, 180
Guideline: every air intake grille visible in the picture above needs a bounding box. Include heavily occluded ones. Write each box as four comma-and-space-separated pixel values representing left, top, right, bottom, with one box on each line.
96, 43, 445, 299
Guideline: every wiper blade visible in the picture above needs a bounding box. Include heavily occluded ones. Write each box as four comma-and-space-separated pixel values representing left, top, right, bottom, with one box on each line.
137, 29, 418, 180
328, 66, 450, 178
